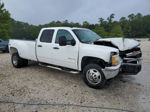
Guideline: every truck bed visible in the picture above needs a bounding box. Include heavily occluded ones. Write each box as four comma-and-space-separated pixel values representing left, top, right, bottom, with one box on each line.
9, 39, 37, 61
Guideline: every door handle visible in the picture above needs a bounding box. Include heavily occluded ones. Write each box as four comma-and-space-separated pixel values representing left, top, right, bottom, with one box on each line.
53, 47, 59, 49
38, 45, 42, 47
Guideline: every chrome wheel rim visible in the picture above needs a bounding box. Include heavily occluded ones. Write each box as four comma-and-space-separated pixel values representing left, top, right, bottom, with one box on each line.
13, 55, 18, 66
86, 69, 101, 85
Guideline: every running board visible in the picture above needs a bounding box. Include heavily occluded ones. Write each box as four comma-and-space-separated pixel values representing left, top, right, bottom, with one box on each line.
39, 63, 79, 74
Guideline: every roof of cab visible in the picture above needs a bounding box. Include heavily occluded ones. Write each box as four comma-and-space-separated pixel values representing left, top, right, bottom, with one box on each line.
41, 27, 87, 30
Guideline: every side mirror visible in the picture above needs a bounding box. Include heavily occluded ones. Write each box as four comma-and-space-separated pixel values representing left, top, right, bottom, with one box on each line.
65, 39, 76, 46
59, 36, 67, 46
70, 40, 76, 46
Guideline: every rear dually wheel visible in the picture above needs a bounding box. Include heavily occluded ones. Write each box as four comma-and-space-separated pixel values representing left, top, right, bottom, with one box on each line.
11, 53, 28, 68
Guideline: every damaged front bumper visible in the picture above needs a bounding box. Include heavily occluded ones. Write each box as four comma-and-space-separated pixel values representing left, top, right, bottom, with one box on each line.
102, 58, 142, 79
119, 58, 142, 75
102, 63, 121, 79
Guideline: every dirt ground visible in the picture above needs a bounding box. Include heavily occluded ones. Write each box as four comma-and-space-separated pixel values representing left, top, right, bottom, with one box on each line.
0, 41, 150, 112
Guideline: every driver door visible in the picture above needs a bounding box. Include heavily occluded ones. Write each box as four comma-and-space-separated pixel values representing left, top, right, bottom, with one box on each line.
52, 29, 78, 69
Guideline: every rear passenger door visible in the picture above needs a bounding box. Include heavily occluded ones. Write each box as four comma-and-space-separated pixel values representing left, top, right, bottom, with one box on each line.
36, 29, 55, 64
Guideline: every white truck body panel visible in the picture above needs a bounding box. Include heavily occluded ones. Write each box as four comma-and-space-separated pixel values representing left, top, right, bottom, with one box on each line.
9, 40, 37, 61
51, 28, 79, 69
78, 43, 118, 70
36, 28, 80, 69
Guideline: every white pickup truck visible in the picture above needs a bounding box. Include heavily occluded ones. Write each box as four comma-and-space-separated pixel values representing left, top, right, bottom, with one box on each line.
9, 27, 142, 88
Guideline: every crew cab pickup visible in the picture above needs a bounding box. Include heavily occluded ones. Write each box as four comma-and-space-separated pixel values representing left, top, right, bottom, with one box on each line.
9, 27, 142, 88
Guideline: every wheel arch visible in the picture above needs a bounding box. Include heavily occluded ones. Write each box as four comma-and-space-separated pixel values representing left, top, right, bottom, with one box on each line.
81, 56, 108, 71
9, 47, 19, 55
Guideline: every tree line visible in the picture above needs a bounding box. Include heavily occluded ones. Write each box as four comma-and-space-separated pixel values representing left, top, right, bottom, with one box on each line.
0, 1, 150, 40
0, 1, 10, 40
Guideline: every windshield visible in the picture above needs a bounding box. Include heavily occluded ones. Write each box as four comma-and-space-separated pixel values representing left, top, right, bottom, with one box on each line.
72, 29, 101, 43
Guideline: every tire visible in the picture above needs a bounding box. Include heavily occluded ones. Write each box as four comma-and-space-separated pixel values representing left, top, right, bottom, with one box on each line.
83, 64, 106, 89
11, 53, 28, 68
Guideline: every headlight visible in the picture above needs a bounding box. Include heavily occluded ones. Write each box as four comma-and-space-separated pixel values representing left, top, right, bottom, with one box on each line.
110, 52, 120, 66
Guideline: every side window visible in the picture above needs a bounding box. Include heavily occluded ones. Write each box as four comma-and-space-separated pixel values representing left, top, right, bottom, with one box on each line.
40, 30, 54, 43
55, 29, 74, 43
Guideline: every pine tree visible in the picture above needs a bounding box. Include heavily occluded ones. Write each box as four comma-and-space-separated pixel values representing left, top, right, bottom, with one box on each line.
0, 1, 10, 40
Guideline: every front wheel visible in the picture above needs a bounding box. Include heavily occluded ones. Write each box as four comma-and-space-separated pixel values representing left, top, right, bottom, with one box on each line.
83, 64, 106, 89
11, 53, 28, 68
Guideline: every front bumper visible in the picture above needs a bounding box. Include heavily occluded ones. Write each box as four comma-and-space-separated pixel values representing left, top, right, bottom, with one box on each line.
102, 63, 121, 79
119, 58, 142, 75
102, 58, 142, 79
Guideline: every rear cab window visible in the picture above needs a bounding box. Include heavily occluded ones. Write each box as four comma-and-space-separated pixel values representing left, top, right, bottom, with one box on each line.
40, 29, 54, 43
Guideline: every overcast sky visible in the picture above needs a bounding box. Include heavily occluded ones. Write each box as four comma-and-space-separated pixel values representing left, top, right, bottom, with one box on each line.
3, 0, 150, 25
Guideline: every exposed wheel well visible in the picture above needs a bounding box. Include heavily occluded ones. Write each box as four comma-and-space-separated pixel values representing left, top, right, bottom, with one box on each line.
81, 56, 107, 71
10, 47, 18, 55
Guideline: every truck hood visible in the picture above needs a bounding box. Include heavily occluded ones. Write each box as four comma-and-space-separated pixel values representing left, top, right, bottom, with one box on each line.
94, 38, 140, 51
